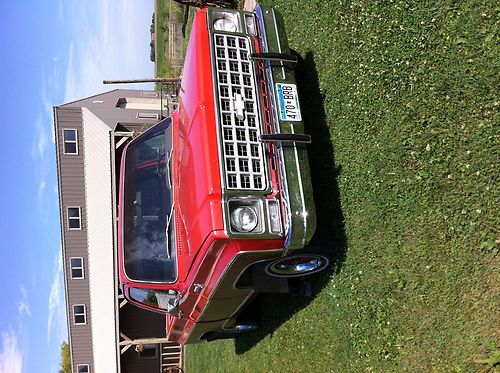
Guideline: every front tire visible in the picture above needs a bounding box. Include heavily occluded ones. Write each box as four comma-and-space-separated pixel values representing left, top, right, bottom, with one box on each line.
173, 0, 236, 7
264, 254, 329, 278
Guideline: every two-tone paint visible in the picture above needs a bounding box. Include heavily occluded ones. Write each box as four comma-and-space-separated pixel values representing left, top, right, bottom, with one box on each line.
117, 5, 316, 344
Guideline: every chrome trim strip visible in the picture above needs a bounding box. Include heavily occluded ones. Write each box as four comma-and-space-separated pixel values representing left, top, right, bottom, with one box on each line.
269, 7, 286, 79
289, 124, 308, 247
255, 6, 292, 246
255, 5, 307, 248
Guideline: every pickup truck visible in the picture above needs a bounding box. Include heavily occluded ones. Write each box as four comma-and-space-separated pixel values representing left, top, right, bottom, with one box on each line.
117, 4, 328, 344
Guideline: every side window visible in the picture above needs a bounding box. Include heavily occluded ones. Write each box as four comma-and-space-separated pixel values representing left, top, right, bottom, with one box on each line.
70, 258, 84, 279
73, 305, 86, 325
63, 129, 78, 155
67, 207, 82, 230
77, 364, 90, 373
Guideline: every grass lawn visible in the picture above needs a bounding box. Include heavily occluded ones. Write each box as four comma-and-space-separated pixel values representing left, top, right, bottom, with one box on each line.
155, 0, 187, 80
181, 0, 499, 371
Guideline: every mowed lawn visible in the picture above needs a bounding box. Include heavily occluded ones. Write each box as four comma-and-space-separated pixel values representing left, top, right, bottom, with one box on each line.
183, 0, 499, 371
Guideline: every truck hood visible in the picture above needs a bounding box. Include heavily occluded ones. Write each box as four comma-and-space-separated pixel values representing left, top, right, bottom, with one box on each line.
173, 8, 224, 284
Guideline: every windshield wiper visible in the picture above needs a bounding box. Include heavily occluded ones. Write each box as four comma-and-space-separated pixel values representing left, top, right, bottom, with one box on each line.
165, 203, 174, 259
165, 150, 173, 189
156, 150, 173, 189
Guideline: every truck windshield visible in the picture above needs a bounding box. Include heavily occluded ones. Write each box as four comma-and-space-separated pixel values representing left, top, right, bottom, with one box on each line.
123, 120, 176, 283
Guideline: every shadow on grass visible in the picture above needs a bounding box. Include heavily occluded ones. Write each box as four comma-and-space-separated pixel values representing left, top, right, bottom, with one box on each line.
234, 52, 347, 354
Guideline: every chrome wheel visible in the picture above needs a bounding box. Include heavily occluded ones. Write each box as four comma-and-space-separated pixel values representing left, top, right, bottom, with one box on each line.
265, 255, 329, 278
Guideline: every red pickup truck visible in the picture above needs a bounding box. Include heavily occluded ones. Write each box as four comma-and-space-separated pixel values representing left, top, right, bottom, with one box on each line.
118, 4, 328, 344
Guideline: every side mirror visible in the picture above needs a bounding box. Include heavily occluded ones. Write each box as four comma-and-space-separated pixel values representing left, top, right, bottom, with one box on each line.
166, 292, 180, 315
157, 290, 182, 316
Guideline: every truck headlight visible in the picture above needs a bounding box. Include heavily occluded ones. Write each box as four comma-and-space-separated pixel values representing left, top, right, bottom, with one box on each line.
212, 10, 240, 33
230, 206, 258, 233
214, 18, 238, 32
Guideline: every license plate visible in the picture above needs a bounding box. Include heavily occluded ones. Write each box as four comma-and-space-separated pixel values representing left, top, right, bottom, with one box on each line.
276, 83, 302, 122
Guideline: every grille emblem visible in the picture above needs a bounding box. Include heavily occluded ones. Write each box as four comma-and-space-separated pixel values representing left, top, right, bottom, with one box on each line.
232, 93, 245, 120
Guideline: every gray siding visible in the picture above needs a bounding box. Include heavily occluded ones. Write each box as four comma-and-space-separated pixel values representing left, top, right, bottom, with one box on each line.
55, 106, 94, 372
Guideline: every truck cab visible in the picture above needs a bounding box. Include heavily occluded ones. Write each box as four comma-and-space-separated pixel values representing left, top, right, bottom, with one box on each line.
118, 5, 327, 344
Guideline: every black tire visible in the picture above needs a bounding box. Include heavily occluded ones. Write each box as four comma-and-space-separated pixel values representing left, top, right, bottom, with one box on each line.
173, 0, 236, 8
264, 254, 330, 278
201, 324, 258, 342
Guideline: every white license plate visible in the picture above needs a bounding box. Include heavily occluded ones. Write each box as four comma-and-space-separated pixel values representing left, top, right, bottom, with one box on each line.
276, 83, 302, 122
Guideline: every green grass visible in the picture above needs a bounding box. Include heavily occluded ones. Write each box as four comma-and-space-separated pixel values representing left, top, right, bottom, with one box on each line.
155, 0, 187, 79
183, 0, 499, 371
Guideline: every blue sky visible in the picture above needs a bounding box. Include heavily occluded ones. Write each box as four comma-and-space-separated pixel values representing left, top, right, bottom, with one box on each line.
0, 1, 154, 371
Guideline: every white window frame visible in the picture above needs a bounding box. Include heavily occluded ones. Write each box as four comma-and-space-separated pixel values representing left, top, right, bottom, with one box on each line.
67, 206, 82, 230
73, 304, 87, 325
70, 257, 84, 279
137, 112, 159, 120
138, 344, 159, 359
62, 129, 78, 155
141, 91, 159, 97
76, 364, 90, 373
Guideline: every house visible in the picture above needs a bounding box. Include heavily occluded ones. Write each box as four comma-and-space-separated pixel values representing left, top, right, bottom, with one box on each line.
54, 89, 182, 373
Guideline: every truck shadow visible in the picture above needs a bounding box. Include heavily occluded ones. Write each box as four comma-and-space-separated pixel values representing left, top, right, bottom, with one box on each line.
234, 52, 348, 354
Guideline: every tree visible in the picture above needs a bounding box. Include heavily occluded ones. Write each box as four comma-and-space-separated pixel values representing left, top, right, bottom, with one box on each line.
59, 341, 71, 373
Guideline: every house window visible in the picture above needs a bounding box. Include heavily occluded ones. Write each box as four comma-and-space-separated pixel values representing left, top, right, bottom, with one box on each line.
137, 112, 159, 120
77, 364, 90, 373
70, 258, 84, 279
138, 344, 158, 359
141, 91, 159, 97
73, 305, 86, 325
63, 129, 78, 154
67, 207, 82, 230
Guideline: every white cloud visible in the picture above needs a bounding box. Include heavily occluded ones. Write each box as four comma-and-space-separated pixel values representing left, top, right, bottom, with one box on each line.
31, 116, 46, 162
0, 330, 22, 373
58, 0, 64, 23
47, 251, 66, 344
38, 122, 48, 160
15, 286, 31, 318
37, 181, 47, 207
40, 71, 59, 144
31, 115, 52, 216
63, 41, 77, 103
62, 0, 155, 103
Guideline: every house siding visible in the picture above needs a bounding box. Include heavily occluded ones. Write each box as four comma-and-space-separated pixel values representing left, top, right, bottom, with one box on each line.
55, 106, 94, 372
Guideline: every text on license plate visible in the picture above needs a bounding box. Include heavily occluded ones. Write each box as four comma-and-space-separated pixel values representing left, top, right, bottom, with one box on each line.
276, 83, 302, 122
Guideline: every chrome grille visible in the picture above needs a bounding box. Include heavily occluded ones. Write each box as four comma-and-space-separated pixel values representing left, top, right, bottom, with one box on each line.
214, 34, 266, 190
